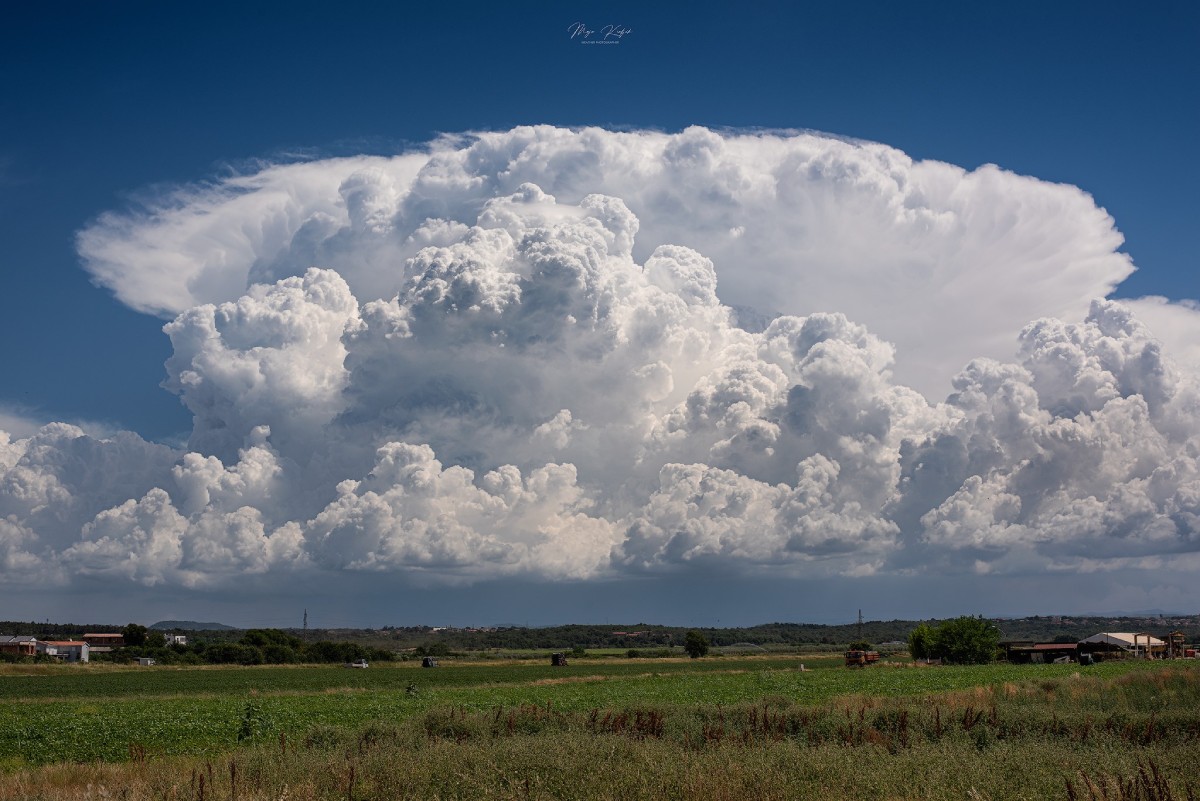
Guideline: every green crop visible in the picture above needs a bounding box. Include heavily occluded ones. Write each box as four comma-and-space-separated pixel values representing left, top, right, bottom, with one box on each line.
2, 659, 1199, 800
0, 656, 1182, 766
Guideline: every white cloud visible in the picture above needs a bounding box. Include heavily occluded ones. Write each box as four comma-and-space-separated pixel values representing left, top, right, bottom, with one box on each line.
0, 517, 50, 582
912, 301, 1200, 571
78, 126, 1136, 399
162, 268, 362, 463
0, 407, 47, 441
304, 443, 619, 579
76, 156, 427, 317
1, 126, 1197, 596
1120, 296, 1200, 377
0, 424, 180, 552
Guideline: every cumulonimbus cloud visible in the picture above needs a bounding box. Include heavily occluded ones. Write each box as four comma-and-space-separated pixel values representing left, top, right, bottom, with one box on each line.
0, 126, 1196, 592
77, 126, 1141, 398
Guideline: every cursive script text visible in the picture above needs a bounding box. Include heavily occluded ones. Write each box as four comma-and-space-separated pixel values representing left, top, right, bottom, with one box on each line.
568, 22, 632, 43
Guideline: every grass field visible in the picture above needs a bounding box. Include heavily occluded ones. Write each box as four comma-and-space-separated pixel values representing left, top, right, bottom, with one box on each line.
1, 656, 1198, 799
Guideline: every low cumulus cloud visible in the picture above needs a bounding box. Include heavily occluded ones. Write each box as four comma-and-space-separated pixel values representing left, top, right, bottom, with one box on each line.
1, 126, 1197, 594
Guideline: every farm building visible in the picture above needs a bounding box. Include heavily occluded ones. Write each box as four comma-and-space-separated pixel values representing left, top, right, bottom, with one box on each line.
83, 633, 125, 649
38, 640, 89, 662
1078, 632, 1166, 659
1000, 641, 1079, 664
0, 636, 38, 657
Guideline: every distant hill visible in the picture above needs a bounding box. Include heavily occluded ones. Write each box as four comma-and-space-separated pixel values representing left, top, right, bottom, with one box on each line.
150, 620, 238, 631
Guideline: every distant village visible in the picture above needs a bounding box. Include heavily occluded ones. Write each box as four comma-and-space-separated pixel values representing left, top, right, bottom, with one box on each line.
0, 631, 186, 664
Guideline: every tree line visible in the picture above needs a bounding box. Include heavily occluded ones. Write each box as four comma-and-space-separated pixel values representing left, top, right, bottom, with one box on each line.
4, 614, 1193, 661
109, 626, 395, 666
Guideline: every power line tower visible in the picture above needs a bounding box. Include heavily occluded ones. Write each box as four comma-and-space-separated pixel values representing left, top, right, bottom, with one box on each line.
303, 609, 308, 641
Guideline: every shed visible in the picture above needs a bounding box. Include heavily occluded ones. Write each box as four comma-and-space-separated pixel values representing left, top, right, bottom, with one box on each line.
1078, 633, 1166, 659
1001, 641, 1079, 664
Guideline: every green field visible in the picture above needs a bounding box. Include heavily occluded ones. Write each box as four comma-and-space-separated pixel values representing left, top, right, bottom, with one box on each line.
2, 656, 1198, 799
0, 656, 1182, 764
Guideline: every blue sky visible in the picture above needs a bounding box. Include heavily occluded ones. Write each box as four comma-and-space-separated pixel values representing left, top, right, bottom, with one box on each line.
1, 2, 1198, 627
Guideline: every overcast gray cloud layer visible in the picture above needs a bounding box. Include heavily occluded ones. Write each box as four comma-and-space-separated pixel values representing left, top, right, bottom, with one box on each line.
4, 126, 1199, 607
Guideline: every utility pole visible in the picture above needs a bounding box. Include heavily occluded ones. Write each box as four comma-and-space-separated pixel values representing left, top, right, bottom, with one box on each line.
303, 609, 308, 641
857, 609, 863, 643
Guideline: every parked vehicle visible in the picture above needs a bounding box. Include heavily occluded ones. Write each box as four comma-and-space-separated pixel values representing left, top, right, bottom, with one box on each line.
844, 649, 880, 667
344, 659, 369, 668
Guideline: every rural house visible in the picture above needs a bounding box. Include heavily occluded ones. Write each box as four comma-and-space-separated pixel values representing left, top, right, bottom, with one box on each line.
38, 640, 89, 662
0, 636, 38, 657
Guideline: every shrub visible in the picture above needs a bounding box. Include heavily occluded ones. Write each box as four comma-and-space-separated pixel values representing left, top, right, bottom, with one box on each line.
935, 617, 1001, 665
236, 701, 272, 742
908, 624, 936, 660
909, 617, 1000, 665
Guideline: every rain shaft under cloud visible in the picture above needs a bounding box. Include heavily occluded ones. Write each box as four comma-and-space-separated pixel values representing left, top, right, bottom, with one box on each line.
2, 126, 1199, 598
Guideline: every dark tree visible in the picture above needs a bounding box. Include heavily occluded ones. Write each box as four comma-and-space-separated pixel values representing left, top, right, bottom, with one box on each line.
683, 630, 709, 658
122, 623, 148, 647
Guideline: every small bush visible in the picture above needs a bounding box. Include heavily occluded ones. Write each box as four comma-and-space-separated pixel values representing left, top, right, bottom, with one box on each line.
236, 701, 272, 743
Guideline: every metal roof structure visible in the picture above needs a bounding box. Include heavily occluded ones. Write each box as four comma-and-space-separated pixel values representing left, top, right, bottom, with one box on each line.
1079, 632, 1166, 649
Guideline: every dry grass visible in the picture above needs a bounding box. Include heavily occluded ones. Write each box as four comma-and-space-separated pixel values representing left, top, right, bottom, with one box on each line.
530, 674, 610, 686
